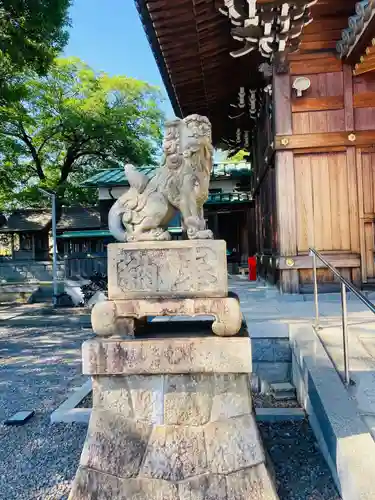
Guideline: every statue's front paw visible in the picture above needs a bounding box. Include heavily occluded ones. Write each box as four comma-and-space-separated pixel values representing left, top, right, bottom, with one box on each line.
188, 229, 213, 240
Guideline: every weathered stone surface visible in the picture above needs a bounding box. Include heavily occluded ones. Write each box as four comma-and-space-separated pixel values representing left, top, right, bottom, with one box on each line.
69, 466, 179, 500
90, 300, 117, 338
140, 425, 207, 481
91, 296, 242, 337
108, 114, 213, 243
82, 337, 252, 375
127, 375, 164, 424
252, 339, 291, 363
226, 465, 278, 500
253, 361, 291, 384
178, 474, 227, 500
108, 240, 227, 300
80, 410, 151, 478
92, 377, 133, 417
205, 415, 264, 474
164, 374, 212, 425
210, 374, 252, 421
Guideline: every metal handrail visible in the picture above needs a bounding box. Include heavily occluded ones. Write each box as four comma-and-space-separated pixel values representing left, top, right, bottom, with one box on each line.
309, 247, 375, 386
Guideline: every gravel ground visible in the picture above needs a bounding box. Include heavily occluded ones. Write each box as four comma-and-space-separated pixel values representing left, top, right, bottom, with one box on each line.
76, 391, 92, 408
0, 314, 340, 500
0, 322, 92, 499
78, 392, 300, 410
259, 420, 341, 500
253, 393, 300, 409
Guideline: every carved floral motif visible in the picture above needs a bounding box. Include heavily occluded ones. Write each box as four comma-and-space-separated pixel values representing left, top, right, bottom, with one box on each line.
116, 246, 219, 295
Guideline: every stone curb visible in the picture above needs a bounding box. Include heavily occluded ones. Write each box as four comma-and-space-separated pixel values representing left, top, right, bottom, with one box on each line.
50, 379, 92, 424
50, 407, 306, 426
255, 407, 305, 422
290, 322, 375, 500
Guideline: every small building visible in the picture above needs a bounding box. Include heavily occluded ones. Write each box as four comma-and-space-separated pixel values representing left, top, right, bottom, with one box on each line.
0, 206, 105, 260
56, 206, 107, 256
0, 209, 51, 260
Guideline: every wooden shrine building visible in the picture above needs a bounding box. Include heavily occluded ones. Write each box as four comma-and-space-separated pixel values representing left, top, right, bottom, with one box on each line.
135, 0, 375, 293
83, 161, 253, 273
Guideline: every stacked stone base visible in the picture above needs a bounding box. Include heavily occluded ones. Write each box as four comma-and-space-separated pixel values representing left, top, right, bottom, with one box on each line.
72, 461, 274, 499
69, 337, 278, 500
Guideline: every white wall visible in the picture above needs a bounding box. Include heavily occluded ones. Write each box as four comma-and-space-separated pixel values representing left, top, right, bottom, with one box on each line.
99, 187, 128, 200
209, 179, 238, 192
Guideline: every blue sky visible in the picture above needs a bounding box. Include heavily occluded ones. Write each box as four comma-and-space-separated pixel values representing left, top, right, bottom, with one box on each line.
64, 1, 227, 161
64, 0, 174, 117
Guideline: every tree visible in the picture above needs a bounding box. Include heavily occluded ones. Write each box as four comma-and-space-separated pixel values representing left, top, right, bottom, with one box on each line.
0, 0, 71, 102
0, 57, 165, 210
227, 149, 249, 162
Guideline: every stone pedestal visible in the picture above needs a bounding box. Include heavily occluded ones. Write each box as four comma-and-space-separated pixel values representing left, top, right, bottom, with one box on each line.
69, 336, 278, 500
91, 240, 242, 337
69, 239, 278, 499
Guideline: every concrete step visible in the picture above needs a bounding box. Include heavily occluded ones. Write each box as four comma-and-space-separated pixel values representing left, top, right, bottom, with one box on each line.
270, 382, 296, 401
273, 391, 297, 401
255, 407, 305, 422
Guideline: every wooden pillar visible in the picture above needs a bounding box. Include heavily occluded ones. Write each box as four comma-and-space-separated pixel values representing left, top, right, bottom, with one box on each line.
344, 64, 361, 287
242, 208, 249, 261
214, 213, 219, 239
273, 68, 299, 293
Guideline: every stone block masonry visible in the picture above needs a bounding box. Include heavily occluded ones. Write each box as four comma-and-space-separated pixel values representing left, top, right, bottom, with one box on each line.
69, 336, 279, 499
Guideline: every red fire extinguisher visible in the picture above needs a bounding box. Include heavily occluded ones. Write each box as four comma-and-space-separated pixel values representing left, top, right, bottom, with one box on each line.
248, 256, 257, 281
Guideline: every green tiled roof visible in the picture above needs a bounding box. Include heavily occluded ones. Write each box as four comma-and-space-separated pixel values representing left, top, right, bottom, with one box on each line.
83, 166, 155, 187
83, 163, 251, 188
57, 230, 113, 239
57, 227, 182, 239
206, 192, 252, 204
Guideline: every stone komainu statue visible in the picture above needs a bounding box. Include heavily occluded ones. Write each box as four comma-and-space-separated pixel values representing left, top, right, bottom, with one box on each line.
108, 114, 214, 242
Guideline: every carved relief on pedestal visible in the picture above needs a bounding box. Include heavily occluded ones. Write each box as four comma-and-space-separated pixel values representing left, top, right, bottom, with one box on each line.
108, 241, 227, 299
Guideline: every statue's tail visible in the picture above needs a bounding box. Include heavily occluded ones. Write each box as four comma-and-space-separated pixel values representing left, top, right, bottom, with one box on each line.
108, 198, 127, 242
108, 164, 150, 242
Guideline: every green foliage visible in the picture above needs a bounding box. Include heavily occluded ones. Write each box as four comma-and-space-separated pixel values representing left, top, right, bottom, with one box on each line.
0, 0, 71, 102
0, 57, 165, 209
227, 149, 249, 162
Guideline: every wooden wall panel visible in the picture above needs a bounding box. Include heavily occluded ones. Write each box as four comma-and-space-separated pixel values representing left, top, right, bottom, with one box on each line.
354, 74, 375, 94
290, 56, 342, 75
310, 154, 325, 250
299, 268, 352, 289
357, 150, 375, 282
362, 152, 375, 215
294, 155, 314, 252
355, 108, 375, 130
292, 69, 345, 135
328, 154, 340, 251
255, 167, 278, 284
364, 222, 375, 279
271, 56, 368, 291
294, 151, 352, 254
276, 151, 297, 255
336, 154, 352, 251
353, 73, 375, 131
274, 69, 298, 292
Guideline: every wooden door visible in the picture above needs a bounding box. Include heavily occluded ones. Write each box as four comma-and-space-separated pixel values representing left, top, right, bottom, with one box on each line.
357, 148, 375, 283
